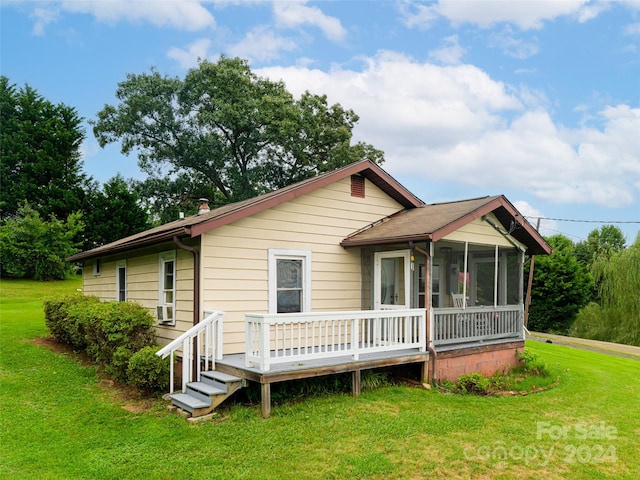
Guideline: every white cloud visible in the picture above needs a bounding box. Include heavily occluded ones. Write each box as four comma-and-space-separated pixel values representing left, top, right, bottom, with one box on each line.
167, 38, 214, 69
228, 26, 297, 62
624, 22, 640, 35
488, 27, 540, 59
257, 52, 640, 208
272, 0, 347, 42
428, 34, 466, 65
21, 0, 216, 33
401, 0, 597, 31
513, 201, 558, 237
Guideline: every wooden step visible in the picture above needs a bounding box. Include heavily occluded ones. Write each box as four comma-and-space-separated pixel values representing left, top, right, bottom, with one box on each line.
169, 393, 210, 415
200, 371, 242, 389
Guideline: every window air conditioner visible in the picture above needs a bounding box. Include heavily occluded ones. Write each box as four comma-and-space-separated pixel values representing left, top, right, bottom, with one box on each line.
156, 304, 174, 324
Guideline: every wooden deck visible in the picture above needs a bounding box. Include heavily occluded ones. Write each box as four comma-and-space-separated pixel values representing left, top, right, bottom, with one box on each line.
214, 347, 430, 417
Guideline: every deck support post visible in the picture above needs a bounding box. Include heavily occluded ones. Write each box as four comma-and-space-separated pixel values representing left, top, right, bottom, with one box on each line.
261, 382, 271, 418
421, 360, 429, 384
352, 369, 361, 397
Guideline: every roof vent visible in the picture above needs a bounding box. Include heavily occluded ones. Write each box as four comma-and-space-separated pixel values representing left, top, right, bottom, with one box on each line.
198, 198, 210, 215
351, 175, 365, 198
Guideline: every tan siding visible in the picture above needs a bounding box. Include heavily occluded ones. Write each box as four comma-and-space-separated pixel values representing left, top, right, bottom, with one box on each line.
443, 214, 524, 248
81, 249, 195, 347
201, 177, 403, 354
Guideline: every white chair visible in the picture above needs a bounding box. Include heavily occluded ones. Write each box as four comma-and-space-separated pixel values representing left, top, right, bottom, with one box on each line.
451, 293, 466, 308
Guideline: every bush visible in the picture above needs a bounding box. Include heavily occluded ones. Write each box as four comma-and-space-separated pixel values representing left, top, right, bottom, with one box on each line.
44, 294, 100, 349
456, 372, 490, 395
83, 301, 156, 380
516, 349, 549, 377
127, 346, 170, 393
43, 295, 160, 390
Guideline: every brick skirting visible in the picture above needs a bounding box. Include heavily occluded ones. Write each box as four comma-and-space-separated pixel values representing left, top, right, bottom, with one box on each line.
433, 341, 525, 381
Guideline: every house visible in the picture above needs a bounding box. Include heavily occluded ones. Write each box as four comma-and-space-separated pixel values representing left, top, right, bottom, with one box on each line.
67, 159, 551, 418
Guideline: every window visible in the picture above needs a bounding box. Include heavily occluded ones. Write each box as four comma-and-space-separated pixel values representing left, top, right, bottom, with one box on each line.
158, 251, 176, 323
268, 249, 311, 314
93, 258, 101, 276
116, 260, 127, 302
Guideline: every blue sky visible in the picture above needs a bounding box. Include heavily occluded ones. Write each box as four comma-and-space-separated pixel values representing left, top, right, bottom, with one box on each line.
2, 0, 639, 243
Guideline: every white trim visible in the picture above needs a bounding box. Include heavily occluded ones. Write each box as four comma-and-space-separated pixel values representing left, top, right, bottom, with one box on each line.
116, 260, 127, 302
374, 250, 411, 309
158, 251, 176, 324
268, 249, 312, 314
92, 258, 101, 276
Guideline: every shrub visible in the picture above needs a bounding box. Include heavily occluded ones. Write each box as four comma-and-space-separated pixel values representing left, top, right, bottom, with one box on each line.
43, 295, 160, 390
456, 373, 490, 395
44, 294, 100, 349
516, 349, 549, 377
83, 301, 156, 379
127, 346, 170, 394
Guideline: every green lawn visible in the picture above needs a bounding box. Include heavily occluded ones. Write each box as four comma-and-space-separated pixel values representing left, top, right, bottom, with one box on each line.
1, 278, 639, 479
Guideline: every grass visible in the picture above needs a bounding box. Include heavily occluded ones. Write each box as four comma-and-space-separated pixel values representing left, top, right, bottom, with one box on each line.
1, 278, 639, 479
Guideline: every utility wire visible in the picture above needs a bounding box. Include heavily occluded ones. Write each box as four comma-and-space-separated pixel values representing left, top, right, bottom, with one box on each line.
524, 216, 640, 224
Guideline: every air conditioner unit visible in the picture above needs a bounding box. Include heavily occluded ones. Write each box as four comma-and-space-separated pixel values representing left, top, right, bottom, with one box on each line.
156, 304, 174, 324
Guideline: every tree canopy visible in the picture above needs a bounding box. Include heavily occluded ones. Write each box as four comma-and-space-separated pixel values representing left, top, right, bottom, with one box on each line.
83, 175, 151, 250
92, 57, 383, 218
527, 234, 594, 334
571, 234, 640, 346
0, 204, 84, 280
1, 76, 89, 221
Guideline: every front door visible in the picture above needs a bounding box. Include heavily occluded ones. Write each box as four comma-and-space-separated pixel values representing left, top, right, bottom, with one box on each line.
374, 250, 410, 309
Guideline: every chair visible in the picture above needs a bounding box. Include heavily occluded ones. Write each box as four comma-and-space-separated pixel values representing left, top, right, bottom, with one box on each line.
451, 293, 466, 308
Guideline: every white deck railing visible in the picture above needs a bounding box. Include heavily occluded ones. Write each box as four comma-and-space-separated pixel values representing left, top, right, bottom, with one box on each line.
156, 310, 223, 393
245, 309, 426, 371
432, 305, 523, 348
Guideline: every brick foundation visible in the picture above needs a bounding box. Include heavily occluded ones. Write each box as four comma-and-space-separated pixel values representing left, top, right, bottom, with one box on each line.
433, 341, 524, 382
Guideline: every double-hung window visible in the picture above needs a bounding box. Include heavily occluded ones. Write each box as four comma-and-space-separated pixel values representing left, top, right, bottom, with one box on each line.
268, 249, 311, 314
158, 251, 176, 324
116, 260, 127, 302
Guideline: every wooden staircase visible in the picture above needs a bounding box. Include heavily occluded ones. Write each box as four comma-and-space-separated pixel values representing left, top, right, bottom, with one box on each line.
169, 371, 243, 418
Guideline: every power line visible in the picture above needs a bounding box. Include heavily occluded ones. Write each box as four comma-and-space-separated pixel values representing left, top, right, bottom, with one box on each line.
524, 216, 640, 224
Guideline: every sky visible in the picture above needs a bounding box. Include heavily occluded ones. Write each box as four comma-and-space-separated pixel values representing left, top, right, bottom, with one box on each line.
2, 0, 639, 244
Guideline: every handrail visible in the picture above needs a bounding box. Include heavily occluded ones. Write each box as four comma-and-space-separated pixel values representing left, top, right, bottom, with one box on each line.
156, 310, 224, 393
245, 309, 426, 371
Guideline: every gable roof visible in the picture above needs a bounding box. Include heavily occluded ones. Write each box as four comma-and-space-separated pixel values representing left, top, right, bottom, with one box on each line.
340, 195, 552, 255
67, 159, 423, 262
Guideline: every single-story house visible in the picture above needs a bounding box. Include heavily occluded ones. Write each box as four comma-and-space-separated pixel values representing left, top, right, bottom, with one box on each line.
67, 159, 551, 418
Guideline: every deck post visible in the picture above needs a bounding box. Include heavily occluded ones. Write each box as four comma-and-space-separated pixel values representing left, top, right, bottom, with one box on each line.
352, 369, 361, 397
261, 382, 271, 418
421, 360, 429, 384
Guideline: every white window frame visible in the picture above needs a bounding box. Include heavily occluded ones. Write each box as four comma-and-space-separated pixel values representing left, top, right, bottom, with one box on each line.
268, 249, 312, 314
158, 251, 176, 324
93, 258, 101, 276
116, 260, 127, 302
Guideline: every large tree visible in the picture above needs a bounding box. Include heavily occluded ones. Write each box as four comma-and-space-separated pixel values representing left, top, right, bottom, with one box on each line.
0, 76, 89, 221
571, 234, 640, 346
82, 175, 151, 250
0, 204, 84, 280
92, 57, 383, 217
575, 225, 627, 268
527, 234, 594, 334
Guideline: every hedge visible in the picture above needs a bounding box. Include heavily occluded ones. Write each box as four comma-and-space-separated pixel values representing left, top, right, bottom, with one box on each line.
43, 295, 170, 392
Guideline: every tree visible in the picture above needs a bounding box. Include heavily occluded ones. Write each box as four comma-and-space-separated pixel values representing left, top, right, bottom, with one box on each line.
0, 204, 84, 280
527, 234, 593, 334
92, 57, 383, 217
571, 234, 640, 346
82, 175, 151, 249
575, 225, 626, 268
0, 76, 89, 221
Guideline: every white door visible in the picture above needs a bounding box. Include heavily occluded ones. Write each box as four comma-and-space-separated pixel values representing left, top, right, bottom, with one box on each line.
374, 250, 411, 309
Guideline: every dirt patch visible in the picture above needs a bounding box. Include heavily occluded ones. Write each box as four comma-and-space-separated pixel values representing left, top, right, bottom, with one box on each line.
33, 336, 164, 414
